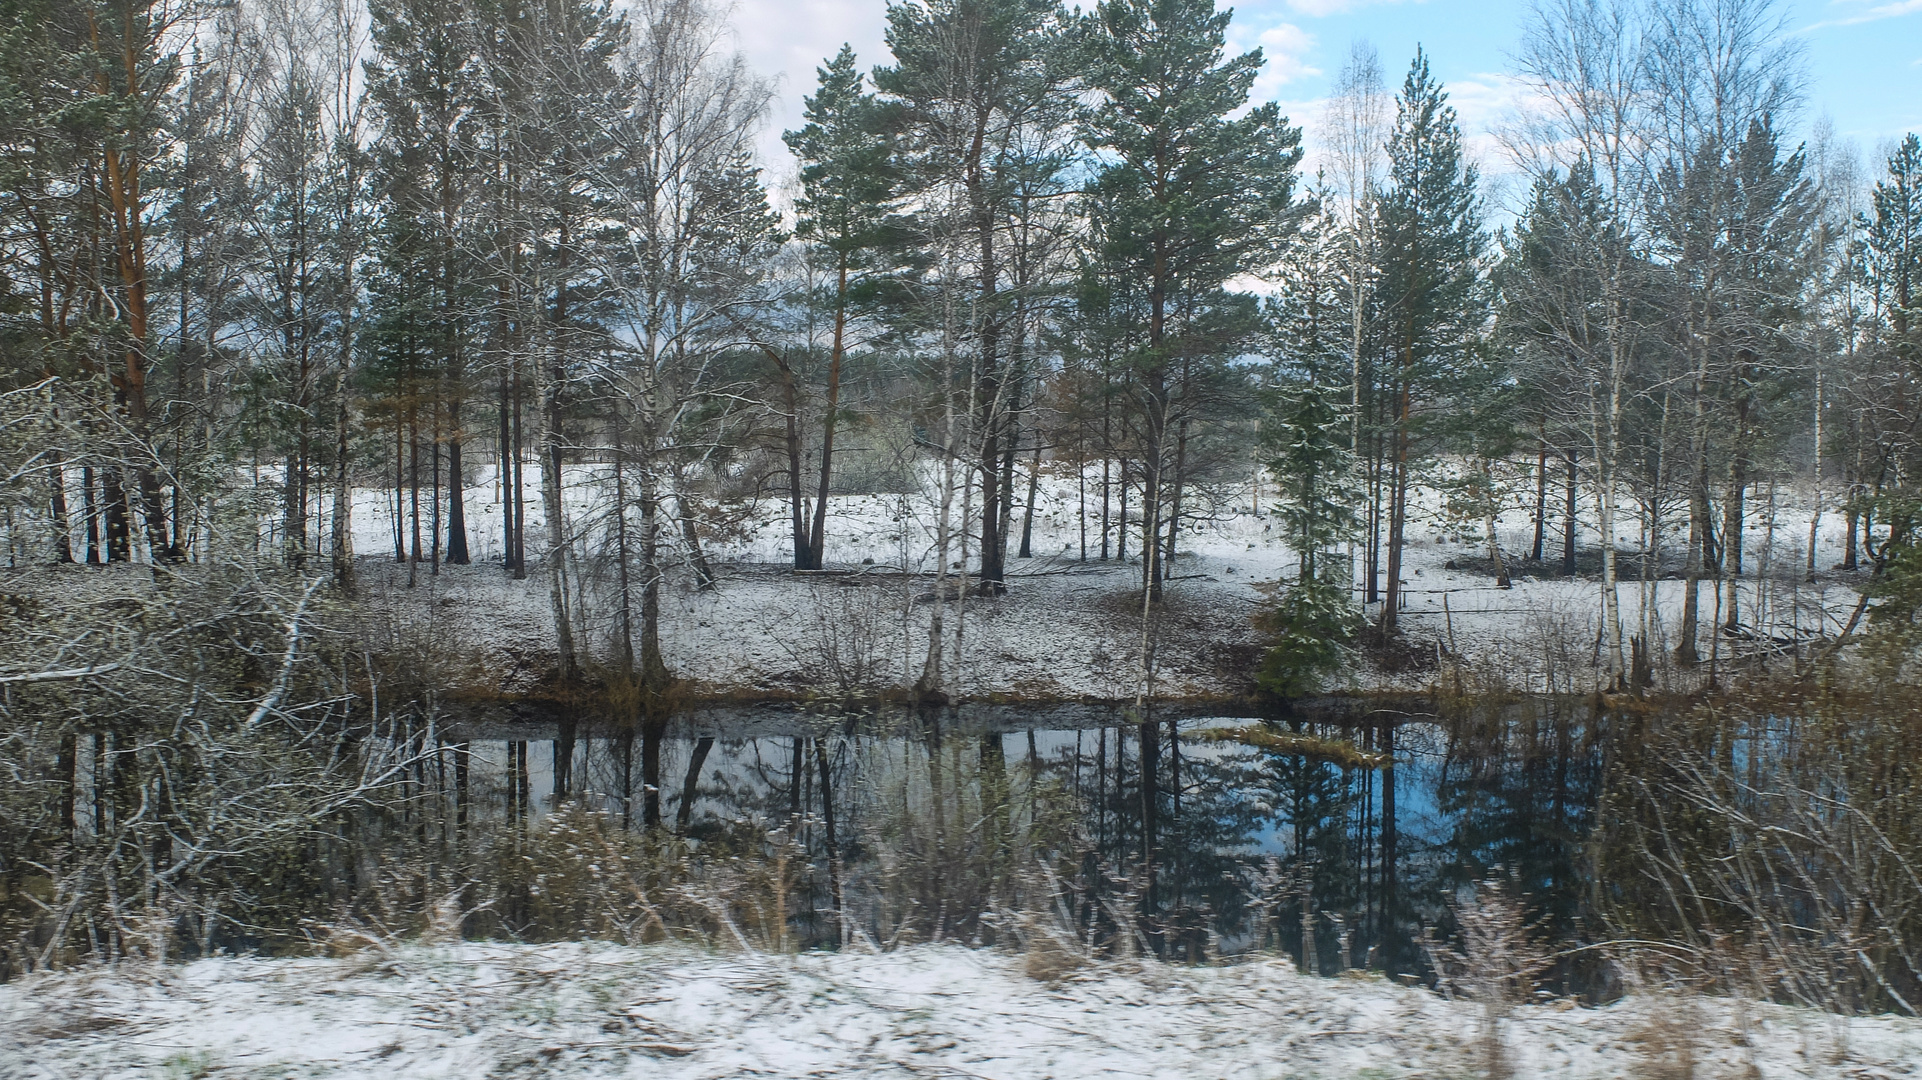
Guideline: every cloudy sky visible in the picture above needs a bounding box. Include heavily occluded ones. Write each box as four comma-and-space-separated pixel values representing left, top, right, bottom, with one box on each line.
725, 0, 1922, 202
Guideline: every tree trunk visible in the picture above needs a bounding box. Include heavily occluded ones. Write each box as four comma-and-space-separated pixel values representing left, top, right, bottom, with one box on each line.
511, 362, 527, 580
83, 466, 101, 564
1531, 436, 1547, 562
499, 373, 515, 570
56, 732, 76, 840
1100, 391, 1111, 561
537, 342, 575, 676
1483, 458, 1510, 588
916, 341, 959, 701
677, 735, 714, 830
1678, 460, 1710, 664
455, 742, 470, 829
49, 454, 72, 563
979, 411, 1008, 594
552, 731, 573, 805
1596, 327, 1629, 688
619, 731, 635, 827
807, 256, 851, 570
1562, 449, 1578, 576
1807, 364, 1822, 583
446, 403, 470, 564
1141, 374, 1167, 603
1018, 444, 1041, 559
614, 423, 635, 668
998, 404, 1019, 569
679, 494, 715, 589
104, 467, 130, 563
764, 347, 808, 569
1381, 359, 1411, 636
332, 245, 356, 594
639, 475, 668, 691
1163, 420, 1189, 581
971, 131, 1006, 598
1843, 499, 1859, 571
1723, 459, 1747, 634
431, 400, 442, 574
101, 126, 173, 563
408, 399, 422, 586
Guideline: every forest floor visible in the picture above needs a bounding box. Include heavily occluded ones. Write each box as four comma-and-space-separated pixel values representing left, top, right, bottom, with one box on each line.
2, 469, 1874, 702
4, 941, 1917, 1079
251, 467, 1892, 702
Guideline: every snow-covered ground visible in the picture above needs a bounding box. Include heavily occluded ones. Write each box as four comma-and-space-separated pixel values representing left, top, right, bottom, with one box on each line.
12, 462, 1861, 700
332, 460, 1869, 698
4, 942, 1916, 1078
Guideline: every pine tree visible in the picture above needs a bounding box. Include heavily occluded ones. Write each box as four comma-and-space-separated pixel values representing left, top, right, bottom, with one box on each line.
876, 0, 1075, 597
1865, 134, 1922, 349
1080, 0, 1306, 603
1373, 48, 1485, 636
366, 0, 485, 569
1853, 133, 1922, 618
782, 45, 902, 570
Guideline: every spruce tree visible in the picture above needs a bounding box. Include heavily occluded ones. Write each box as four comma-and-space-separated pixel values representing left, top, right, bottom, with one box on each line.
1257, 374, 1362, 697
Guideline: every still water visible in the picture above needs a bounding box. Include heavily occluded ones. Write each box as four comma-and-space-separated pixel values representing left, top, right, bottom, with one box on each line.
439, 698, 1605, 986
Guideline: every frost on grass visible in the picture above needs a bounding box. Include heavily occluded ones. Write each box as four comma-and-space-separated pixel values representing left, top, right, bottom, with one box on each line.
4, 943, 1919, 1079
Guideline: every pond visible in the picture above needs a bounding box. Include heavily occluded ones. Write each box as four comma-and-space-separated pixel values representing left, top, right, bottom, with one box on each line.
430, 696, 1609, 990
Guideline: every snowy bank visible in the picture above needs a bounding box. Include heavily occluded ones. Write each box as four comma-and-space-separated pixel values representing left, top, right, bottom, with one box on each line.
4, 942, 1917, 1078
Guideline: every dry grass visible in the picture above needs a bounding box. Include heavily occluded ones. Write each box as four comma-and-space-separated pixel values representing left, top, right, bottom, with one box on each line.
1019, 924, 1088, 983
1428, 877, 1555, 1080
1625, 994, 1703, 1080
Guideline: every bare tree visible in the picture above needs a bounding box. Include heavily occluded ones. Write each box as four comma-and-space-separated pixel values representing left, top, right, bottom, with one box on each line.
1322, 42, 1388, 603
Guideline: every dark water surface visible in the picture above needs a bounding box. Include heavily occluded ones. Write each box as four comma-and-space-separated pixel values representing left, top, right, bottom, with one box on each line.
441, 697, 1607, 986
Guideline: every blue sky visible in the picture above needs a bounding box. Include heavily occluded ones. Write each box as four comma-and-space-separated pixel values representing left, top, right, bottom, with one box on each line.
732, 0, 1922, 191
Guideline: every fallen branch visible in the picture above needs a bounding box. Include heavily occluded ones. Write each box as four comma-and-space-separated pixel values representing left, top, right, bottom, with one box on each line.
245, 576, 326, 729
0, 663, 122, 684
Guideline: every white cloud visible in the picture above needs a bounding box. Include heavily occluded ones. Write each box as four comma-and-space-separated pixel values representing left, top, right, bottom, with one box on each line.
1803, 0, 1922, 30
1285, 0, 1360, 17
1253, 23, 1323, 96
728, 0, 894, 181
1280, 0, 1423, 19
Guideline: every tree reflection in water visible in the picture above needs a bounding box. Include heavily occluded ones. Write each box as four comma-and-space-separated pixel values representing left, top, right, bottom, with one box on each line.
466, 698, 1608, 983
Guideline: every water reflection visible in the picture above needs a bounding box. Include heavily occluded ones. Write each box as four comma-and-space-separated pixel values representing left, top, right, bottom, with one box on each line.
443, 699, 1607, 978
